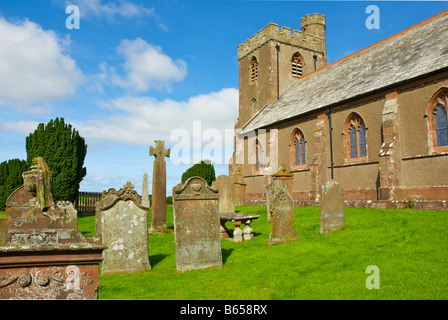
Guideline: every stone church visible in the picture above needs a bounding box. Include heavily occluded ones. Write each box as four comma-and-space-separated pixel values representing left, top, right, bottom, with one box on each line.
230, 10, 448, 210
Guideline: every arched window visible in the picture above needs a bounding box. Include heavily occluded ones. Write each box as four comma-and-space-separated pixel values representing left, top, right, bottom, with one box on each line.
254, 140, 263, 173
434, 103, 448, 147
427, 88, 448, 153
430, 90, 448, 148
250, 56, 258, 82
252, 98, 257, 114
344, 113, 367, 161
291, 53, 303, 78
291, 129, 306, 167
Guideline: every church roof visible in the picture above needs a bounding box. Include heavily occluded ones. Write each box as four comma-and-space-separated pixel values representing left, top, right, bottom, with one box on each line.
239, 10, 448, 134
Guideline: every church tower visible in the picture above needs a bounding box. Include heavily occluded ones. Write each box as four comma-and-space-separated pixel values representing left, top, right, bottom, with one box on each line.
235, 13, 327, 130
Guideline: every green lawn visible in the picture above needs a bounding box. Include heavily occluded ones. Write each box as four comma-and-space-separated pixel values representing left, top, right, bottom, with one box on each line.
77, 206, 448, 300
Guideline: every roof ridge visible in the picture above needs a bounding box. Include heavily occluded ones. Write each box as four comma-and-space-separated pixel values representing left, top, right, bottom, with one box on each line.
299, 9, 448, 81
238, 9, 448, 134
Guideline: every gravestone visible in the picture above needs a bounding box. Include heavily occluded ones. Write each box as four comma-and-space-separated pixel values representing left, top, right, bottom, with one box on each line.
266, 179, 299, 244
149, 140, 170, 232
141, 172, 150, 208
265, 175, 275, 221
231, 165, 246, 206
267, 164, 293, 221
96, 182, 151, 274
271, 164, 293, 192
216, 175, 234, 214
172, 176, 222, 272
0, 157, 105, 299
320, 180, 345, 235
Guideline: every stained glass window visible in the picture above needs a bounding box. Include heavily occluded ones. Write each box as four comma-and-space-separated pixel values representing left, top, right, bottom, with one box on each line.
434, 97, 448, 147
346, 114, 367, 160
294, 131, 306, 166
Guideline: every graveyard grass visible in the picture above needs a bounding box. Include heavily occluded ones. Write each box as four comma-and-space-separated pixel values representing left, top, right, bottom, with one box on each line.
77, 206, 448, 300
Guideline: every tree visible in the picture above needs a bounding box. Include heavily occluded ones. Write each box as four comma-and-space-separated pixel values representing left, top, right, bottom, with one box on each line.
0, 159, 28, 211
25, 117, 87, 203
181, 160, 216, 186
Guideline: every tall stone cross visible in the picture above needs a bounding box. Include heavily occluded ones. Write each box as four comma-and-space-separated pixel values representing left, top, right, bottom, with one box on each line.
149, 140, 170, 231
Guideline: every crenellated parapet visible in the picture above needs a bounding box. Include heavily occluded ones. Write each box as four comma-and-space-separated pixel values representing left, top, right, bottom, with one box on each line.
237, 15, 326, 61
301, 13, 326, 35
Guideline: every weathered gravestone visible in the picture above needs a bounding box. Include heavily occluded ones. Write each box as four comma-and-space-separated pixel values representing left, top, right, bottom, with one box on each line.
0, 157, 105, 299
141, 172, 150, 208
320, 180, 345, 235
266, 164, 293, 221
264, 176, 275, 221
271, 164, 293, 192
216, 175, 235, 214
266, 179, 299, 244
149, 140, 170, 232
172, 176, 222, 272
231, 165, 246, 207
96, 182, 151, 274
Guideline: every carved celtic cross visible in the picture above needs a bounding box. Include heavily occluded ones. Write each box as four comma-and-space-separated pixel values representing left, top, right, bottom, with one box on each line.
149, 140, 170, 231
150, 140, 170, 162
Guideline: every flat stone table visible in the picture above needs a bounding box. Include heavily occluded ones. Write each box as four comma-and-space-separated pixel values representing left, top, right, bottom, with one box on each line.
219, 213, 260, 242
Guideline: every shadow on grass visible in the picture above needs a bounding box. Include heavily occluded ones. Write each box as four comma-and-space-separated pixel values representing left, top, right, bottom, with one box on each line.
149, 254, 170, 268
222, 248, 234, 265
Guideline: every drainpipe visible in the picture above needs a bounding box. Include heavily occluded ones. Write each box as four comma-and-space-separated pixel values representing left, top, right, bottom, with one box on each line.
276, 43, 280, 99
327, 107, 334, 180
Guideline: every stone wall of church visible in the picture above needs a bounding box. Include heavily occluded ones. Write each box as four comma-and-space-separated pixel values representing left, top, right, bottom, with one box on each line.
240, 73, 448, 210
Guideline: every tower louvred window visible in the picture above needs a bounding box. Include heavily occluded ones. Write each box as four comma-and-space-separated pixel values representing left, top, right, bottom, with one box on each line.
292, 53, 303, 78
250, 57, 258, 82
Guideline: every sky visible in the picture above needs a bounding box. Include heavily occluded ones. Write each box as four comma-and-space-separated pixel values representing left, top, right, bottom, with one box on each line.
0, 0, 447, 195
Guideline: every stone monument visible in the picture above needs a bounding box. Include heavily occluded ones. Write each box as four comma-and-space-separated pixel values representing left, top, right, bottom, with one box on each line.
271, 164, 293, 192
267, 164, 293, 221
216, 175, 235, 214
266, 179, 299, 244
231, 165, 246, 206
172, 176, 222, 272
320, 180, 345, 235
96, 182, 151, 274
0, 157, 105, 299
141, 172, 150, 208
149, 140, 170, 232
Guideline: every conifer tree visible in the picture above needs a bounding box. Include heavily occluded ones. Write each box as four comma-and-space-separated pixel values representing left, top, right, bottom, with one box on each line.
0, 159, 28, 211
181, 160, 216, 186
25, 117, 87, 203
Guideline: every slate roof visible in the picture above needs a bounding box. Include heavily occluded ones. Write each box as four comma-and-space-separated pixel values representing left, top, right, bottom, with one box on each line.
239, 10, 448, 134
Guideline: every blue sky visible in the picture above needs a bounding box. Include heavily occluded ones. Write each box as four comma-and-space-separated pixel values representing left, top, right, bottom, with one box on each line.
0, 0, 447, 195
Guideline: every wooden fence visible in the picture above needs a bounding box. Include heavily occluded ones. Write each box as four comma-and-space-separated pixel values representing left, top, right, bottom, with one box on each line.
75, 191, 102, 215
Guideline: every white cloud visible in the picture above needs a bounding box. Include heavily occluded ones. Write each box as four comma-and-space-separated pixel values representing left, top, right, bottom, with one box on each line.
0, 17, 84, 113
115, 38, 187, 92
157, 23, 169, 32
68, 0, 154, 20
75, 88, 239, 151
0, 120, 39, 136
94, 38, 187, 93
